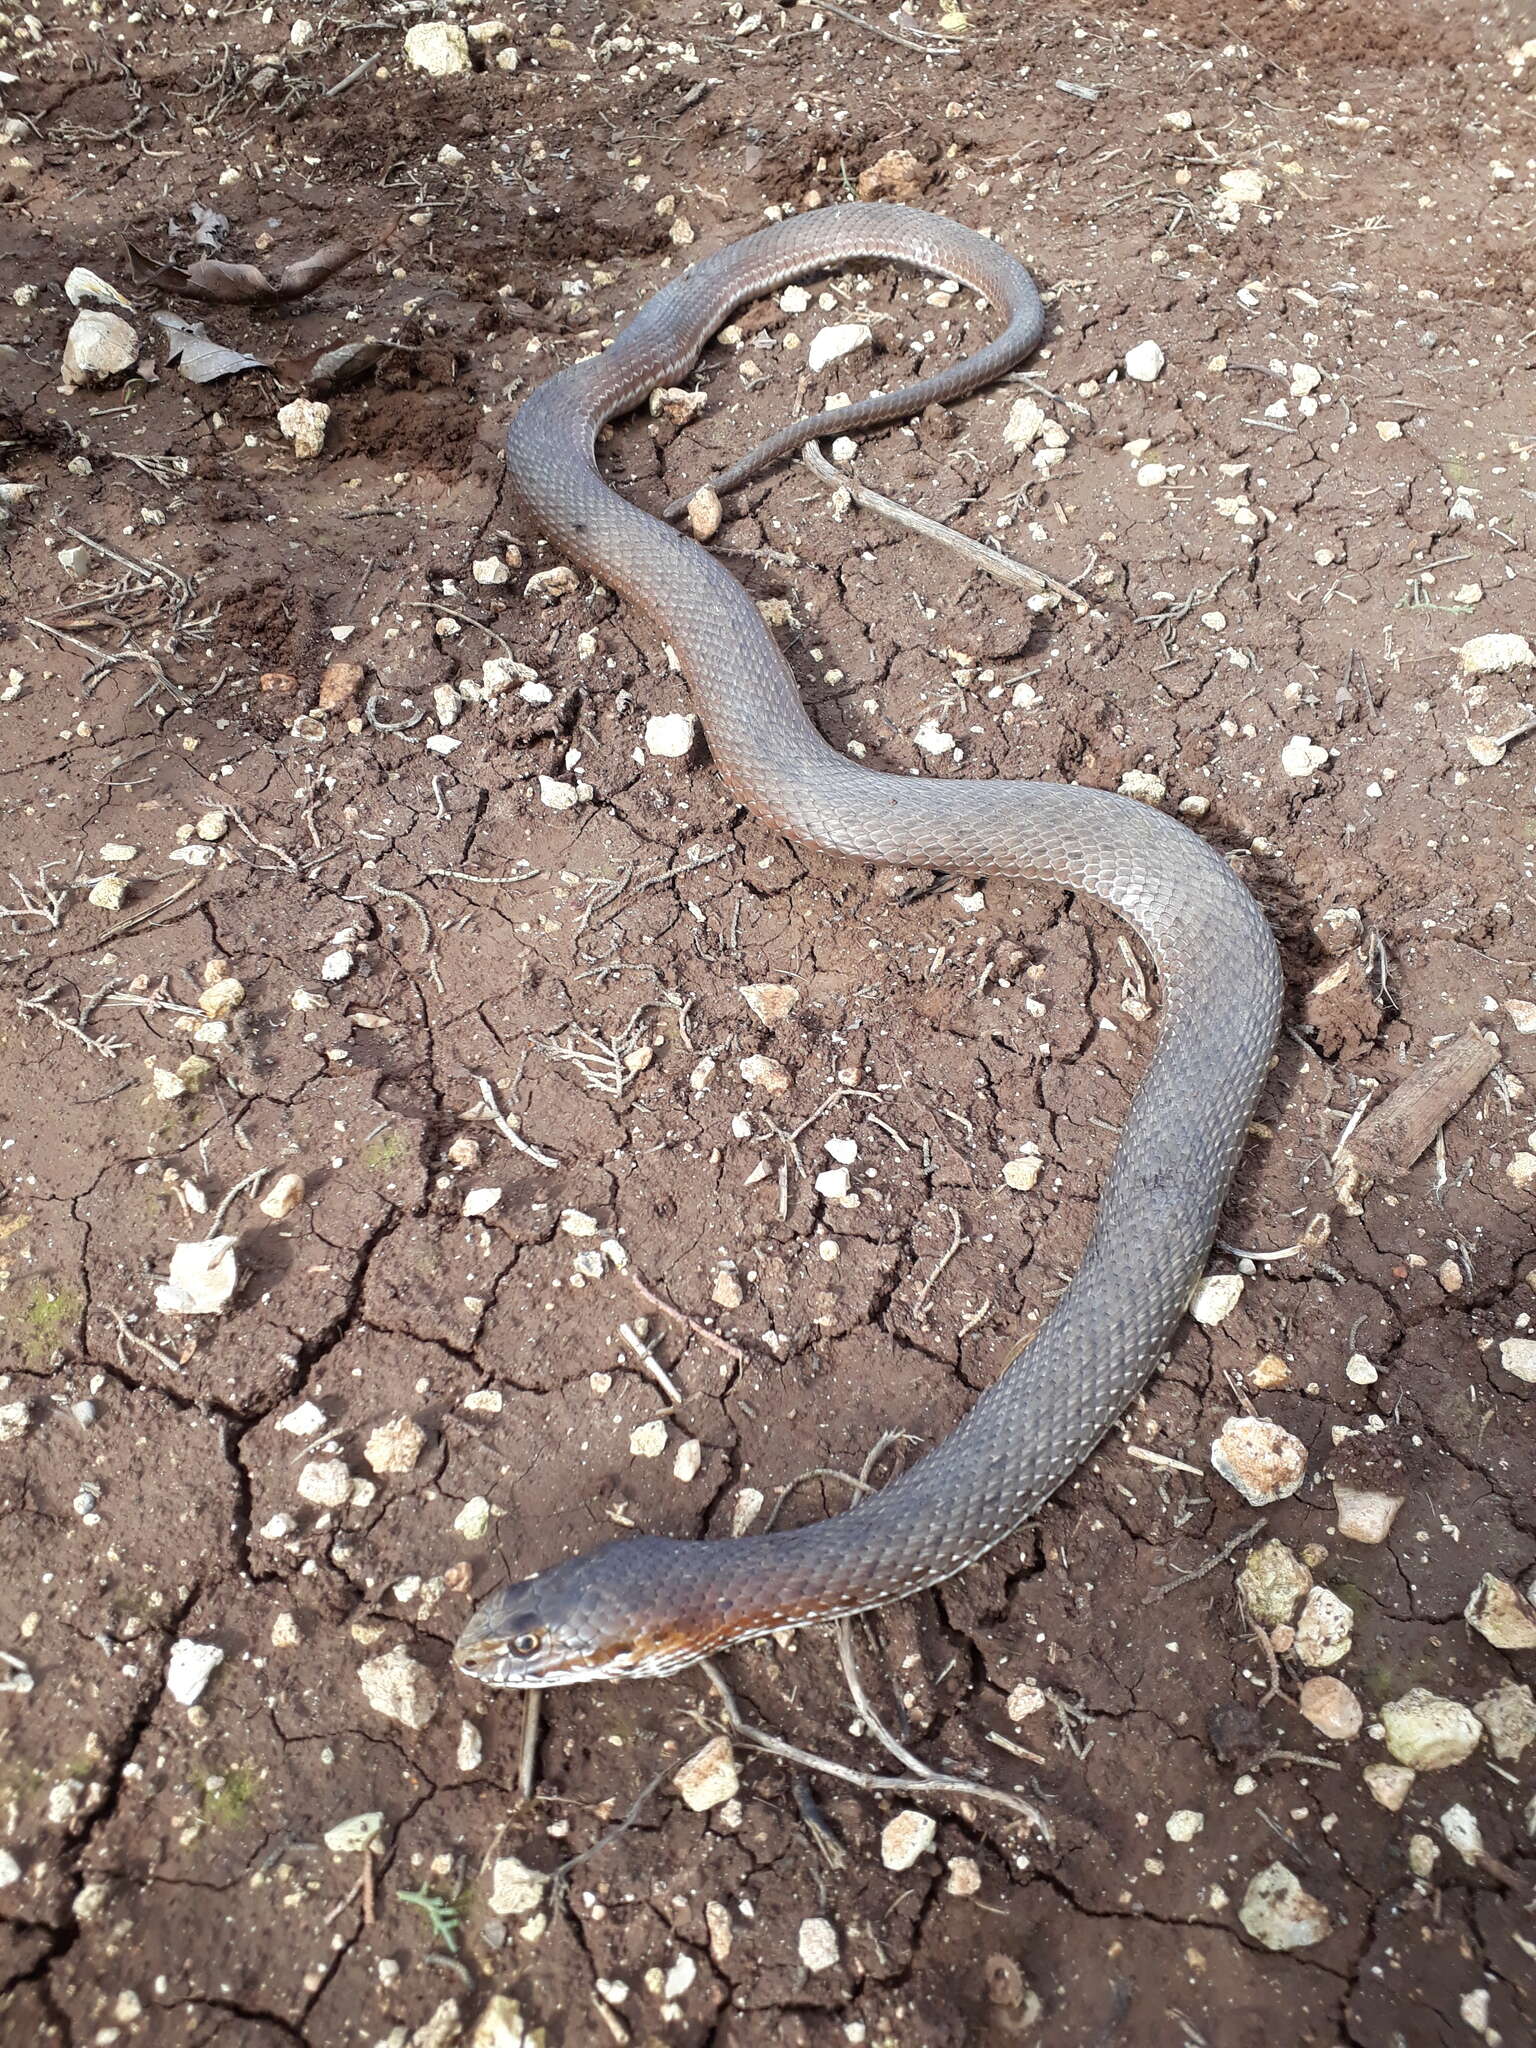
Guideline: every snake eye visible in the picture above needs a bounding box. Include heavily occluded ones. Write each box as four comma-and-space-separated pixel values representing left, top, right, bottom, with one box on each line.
510, 1629, 543, 1658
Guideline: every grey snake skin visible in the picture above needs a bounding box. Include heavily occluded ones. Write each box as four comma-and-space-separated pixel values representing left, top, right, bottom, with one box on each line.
455, 204, 1283, 1689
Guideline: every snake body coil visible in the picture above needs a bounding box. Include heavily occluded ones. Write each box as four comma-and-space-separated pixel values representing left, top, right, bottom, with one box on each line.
456, 205, 1283, 1689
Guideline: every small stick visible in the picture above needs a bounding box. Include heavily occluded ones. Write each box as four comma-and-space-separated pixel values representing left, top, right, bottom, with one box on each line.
208, 1168, 267, 1237
802, 440, 1091, 612
1334, 1026, 1499, 1192
100, 876, 201, 942
519, 1691, 541, 1801
622, 1270, 747, 1364
618, 1323, 684, 1406
911, 1202, 965, 1316
471, 1074, 560, 1169
1146, 1518, 1266, 1602
322, 1873, 365, 1927
1123, 1443, 1203, 1477
699, 1659, 1051, 1836
361, 1846, 375, 1927
809, 0, 960, 54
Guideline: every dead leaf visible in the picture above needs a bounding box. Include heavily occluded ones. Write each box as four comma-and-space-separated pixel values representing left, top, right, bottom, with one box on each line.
188, 203, 230, 251
154, 311, 271, 383
126, 236, 370, 308
274, 335, 402, 394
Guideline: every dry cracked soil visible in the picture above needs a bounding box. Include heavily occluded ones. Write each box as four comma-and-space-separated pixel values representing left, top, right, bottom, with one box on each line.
2, 0, 1535, 2044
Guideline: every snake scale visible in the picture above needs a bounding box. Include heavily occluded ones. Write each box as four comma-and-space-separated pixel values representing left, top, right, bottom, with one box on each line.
455, 204, 1283, 1689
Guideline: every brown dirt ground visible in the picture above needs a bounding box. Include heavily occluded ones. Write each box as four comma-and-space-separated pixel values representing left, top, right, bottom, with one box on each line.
3, 0, 1536, 2043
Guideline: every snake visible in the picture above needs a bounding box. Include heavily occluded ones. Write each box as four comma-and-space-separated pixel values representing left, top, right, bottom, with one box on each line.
454, 203, 1283, 1690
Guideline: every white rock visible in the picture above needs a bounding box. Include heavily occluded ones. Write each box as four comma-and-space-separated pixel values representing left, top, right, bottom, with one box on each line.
364, 1416, 427, 1475
1375, 420, 1403, 442
1295, 1587, 1354, 1668
324, 1811, 383, 1854
1505, 999, 1536, 1035
298, 1459, 352, 1509
913, 718, 955, 755
629, 1418, 667, 1458
483, 656, 540, 692
525, 565, 577, 600
673, 1437, 701, 1483
458, 1718, 484, 1771
1006, 1681, 1047, 1722
1210, 1416, 1307, 1506
469, 1997, 537, 2048
1214, 167, 1269, 219
815, 1166, 850, 1200
472, 556, 511, 585
1238, 1863, 1331, 1950
880, 1810, 937, 1871
1125, 340, 1165, 382
0, 1851, 20, 1888
462, 1187, 503, 1218
738, 983, 799, 1026
740, 1054, 791, 1093
1118, 769, 1165, 804
645, 712, 696, 758
1363, 1762, 1415, 1811
1003, 1148, 1044, 1192
1440, 1803, 1484, 1863
1333, 1484, 1404, 1545
1460, 633, 1533, 675
198, 976, 245, 1020
1166, 1809, 1204, 1843
277, 1401, 326, 1436
404, 20, 471, 73
88, 876, 128, 911
489, 1855, 546, 1916
1474, 1679, 1536, 1762
454, 1495, 491, 1540
779, 285, 811, 314
797, 1916, 840, 1972
1237, 1540, 1312, 1627
1380, 1688, 1482, 1770
277, 398, 330, 460
166, 1639, 224, 1706
538, 775, 582, 811
320, 945, 354, 981
673, 1735, 739, 1811
807, 323, 871, 374
1003, 397, 1048, 451
358, 1644, 440, 1729
830, 436, 858, 464
1465, 1572, 1536, 1650
1281, 735, 1329, 777
62, 309, 139, 388
0, 1400, 31, 1443
945, 1855, 981, 1895
1190, 1273, 1243, 1325
258, 1171, 305, 1220
1135, 462, 1168, 488
1298, 1675, 1362, 1740
154, 1235, 239, 1316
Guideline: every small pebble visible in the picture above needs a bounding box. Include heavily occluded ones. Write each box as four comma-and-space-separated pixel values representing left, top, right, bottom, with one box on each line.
880, 1810, 937, 1871
1474, 1679, 1536, 1763
1380, 1687, 1482, 1770
277, 1401, 327, 1436
1460, 632, 1533, 675
358, 1646, 439, 1730
673, 1735, 739, 1812
277, 398, 330, 460
404, 19, 471, 73
454, 1496, 491, 1541
1439, 1803, 1484, 1864
489, 1855, 546, 1916
807, 323, 871, 374
166, 1640, 224, 1706
1238, 1863, 1331, 1951
0, 1399, 35, 1442
738, 983, 799, 1026
687, 488, 721, 541
1237, 1540, 1312, 1627
1465, 1572, 1536, 1650
673, 1438, 701, 1483
1125, 340, 1166, 382
1294, 1587, 1353, 1668
462, 1187, 503, 1219
87, 876, 128, 911
645, 712, 696, 759
297, 1459, 352, 1509
629, 1418, 667, 1459
1003, 1148, 1044, 1192
61, 309, 139, 388
198, 976, 245, 1021
1003, 397, 1048, 451
1362, 1762, 1415, 1811
740, 1054, 791, 1093
712, 1269, 744, 1310
797, 1916, 840, 1973
364, 1416, 427, 1476
945, 1856, 981, 1896
1211, 1416, 1307, 1506
154, 1235, 239, 1316
258, 1172, 305, 1221
472, 556, 511, 585
1375, 420, 1403, 441
1298, 1675, 1363, 1740
1118, 769, 1166, 805
1006, 1681, 1047, 1722
1332, 1484, 1404, 1545
1190, 1273, 1243, 1325
1281, 735, 1329, 777
1165, 1809, 1204, 1843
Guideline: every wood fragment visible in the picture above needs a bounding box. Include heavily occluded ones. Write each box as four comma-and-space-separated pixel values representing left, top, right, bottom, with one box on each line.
1333, 1027, 1500, 1203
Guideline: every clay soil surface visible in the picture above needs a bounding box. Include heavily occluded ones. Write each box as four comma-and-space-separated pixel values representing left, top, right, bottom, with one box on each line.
3, 0, 1536, 2042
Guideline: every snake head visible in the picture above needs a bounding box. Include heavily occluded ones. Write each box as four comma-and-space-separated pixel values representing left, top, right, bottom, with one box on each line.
454, 1537, 717, 1688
